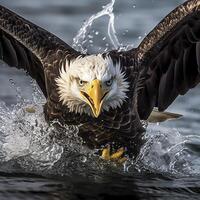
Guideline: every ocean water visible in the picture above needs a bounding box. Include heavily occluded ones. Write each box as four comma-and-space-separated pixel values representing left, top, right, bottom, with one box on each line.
0, 0, 200, 199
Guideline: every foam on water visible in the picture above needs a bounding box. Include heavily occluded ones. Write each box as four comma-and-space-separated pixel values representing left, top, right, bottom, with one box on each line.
0, 0, 200, 177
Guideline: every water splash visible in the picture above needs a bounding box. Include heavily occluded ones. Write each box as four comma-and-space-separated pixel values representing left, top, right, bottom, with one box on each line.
125, 124, 200, 177
72, 0, 121, 53
0, 80, 94, 173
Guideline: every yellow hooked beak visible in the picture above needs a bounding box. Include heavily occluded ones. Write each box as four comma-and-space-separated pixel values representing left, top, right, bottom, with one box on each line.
80, 79, 108, 118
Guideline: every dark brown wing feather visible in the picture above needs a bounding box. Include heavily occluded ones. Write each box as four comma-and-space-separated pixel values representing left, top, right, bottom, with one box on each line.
0, 5, 81, 97
134, 0, 200, 119
0, 30, 47, 96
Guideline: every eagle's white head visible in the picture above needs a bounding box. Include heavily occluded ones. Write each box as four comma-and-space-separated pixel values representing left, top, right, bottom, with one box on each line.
55, 54, 129, 117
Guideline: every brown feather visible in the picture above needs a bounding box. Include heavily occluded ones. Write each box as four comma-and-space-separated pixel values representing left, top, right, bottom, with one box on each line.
135, 0, 200, 119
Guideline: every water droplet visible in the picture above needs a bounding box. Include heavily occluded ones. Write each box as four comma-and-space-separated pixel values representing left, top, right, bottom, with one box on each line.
88, 35, 93, 39
9, 79, 15, 86
102, 37, 106, 41
80, 155, 87, 163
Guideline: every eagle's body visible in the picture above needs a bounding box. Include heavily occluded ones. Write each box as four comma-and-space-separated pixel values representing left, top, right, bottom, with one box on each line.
1, 0, 200, 157
44, 53, 143, 152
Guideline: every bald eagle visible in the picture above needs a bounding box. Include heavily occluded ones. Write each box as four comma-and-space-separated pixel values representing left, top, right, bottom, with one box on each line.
0, 0, 200, 159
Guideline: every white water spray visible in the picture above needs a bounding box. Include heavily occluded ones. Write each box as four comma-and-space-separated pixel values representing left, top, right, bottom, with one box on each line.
72, 0, 121, 53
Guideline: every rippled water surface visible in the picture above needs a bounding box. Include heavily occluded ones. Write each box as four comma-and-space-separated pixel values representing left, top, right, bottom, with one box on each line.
0, 0, 200, 199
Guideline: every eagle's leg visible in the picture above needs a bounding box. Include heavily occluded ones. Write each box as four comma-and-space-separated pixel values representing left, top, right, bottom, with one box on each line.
101, 145, 127, 163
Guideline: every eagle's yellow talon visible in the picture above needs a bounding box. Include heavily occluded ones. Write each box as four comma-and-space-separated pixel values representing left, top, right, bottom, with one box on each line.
110, 147, 125, 160
101, 146, 127, 163
101, 145, 111, 160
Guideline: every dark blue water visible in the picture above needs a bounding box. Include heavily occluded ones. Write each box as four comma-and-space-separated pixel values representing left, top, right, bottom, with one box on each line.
0, 0, 200, 199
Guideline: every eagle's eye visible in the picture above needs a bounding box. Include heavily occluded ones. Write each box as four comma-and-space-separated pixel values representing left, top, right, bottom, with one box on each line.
78, 79, 87, 87
105, 78, 113, 87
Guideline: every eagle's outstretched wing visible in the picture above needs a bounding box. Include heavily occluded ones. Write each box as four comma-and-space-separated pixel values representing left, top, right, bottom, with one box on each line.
133, 0, 200, 119
0, 5, 81, 97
